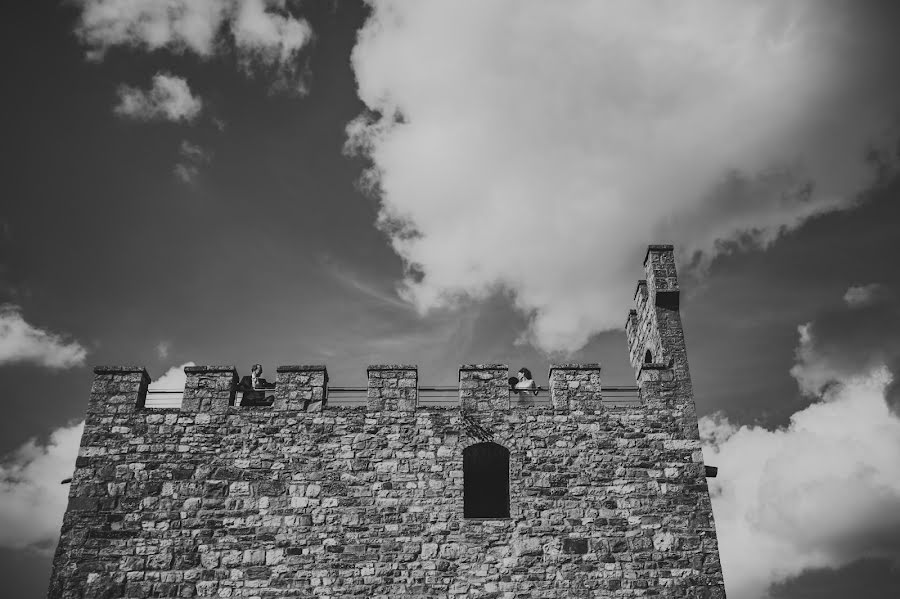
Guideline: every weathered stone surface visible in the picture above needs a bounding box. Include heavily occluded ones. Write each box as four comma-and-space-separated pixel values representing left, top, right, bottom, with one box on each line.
51, 402, 725, 598
367, 365, 417, 411
625, 245, 700, 439
181, 366, 236, 413
48, 244, 726, 598
459, 364, 510, 411
275, 365, 328, 412
89, 366, 150, 414
549, 363, 603, 411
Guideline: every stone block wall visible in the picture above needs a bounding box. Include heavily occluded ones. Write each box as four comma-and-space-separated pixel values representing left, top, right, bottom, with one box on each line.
459, 364, 510, 411
50, 392, 724, 598
626, 281, 658, 370
367, 365, 417, 411
548, 364, 603, 410
88, 366, 150, 416
182, 366, 236, 413
624, 245, 699, 438
48, 244, 726, 598
274, 365, 328, 412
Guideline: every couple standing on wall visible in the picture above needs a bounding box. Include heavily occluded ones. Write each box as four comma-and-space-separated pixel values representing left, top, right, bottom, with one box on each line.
237, 363, 276, 406
509, 368, 539, 396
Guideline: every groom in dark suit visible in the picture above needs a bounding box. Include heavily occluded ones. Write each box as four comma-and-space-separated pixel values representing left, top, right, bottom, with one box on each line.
236, 363, 276, 406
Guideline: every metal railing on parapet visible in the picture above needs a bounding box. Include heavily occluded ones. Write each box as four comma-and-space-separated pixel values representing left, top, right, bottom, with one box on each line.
143, 389, 273, 409
143, 386, 641, 409
144, 390, 183, 409
595, 386, 643, 406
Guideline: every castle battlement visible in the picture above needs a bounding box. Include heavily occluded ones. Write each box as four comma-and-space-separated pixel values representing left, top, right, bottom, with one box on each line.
101, 362, 628, 414
48, 244, 726, 599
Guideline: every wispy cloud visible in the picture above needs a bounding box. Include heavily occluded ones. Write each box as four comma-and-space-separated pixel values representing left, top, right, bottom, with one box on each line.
232, 0, 313, 94
74, 0, 313, 94
348, 0, 900, 353
843, 283, 886, 308
319, 253, 413, 311
174, 140, 212, 184
115, 73, 202, 122
0, 305, 87, 369
155, 340, 171, 360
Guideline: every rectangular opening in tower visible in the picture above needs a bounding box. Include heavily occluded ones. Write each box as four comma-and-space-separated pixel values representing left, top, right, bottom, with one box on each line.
463, 442, 511, 518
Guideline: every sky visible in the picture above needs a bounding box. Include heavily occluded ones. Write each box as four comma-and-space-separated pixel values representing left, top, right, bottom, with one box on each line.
1, 1, 900, 597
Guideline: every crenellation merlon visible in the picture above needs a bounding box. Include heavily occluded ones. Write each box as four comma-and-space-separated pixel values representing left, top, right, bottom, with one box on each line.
88, 366, 150, 415
368, 364, 417, 411
183, 365, 236, 373
275, 365, 327, 412
275, 364, 329, 372
548, 363, 602, 411
93, 365, 150, 375
182, 365, 236, 413
644, 244, 680, 306
459, 364, 509, 411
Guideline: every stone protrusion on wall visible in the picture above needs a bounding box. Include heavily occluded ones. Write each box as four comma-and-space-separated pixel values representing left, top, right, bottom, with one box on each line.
275, 365, 328, 412
459, 364, 509, 411
548, 363, 603, 411
367, 365, 417, 411
181, 365, 237, 413
625, 308, 641, 367
88, 366, 150, 416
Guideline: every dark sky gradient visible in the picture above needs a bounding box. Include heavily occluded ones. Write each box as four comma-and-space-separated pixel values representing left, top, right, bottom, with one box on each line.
2, 2, 900, 598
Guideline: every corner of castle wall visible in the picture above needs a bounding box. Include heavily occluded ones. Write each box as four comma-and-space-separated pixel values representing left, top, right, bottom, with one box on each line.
88, 366, 151, 417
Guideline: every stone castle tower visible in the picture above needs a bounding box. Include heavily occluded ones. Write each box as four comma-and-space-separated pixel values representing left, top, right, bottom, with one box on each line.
48, 244, 726, 598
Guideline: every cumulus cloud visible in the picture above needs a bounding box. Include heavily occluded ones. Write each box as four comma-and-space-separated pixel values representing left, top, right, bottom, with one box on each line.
74, 0, 313, 93
73, 0, 228, 59
150, 361, 195, 390
0, 421, 84, 551
702, 369, 900, 598
174, 140, 212, 183
0, 305, 87, 369
703, 288, 900, 597
347, 0, 900, 352
115, 73, 203, 122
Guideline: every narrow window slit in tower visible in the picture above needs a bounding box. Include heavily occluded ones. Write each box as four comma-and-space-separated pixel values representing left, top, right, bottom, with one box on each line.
644, 349, 653, 364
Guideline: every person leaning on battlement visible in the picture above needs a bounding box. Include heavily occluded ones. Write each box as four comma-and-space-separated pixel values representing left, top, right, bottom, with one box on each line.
236, 363, 276, 406
511, 367, 539, 397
